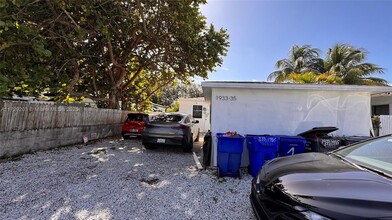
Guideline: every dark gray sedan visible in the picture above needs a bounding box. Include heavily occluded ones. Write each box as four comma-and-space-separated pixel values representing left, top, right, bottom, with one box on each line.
141, 113, 199, 152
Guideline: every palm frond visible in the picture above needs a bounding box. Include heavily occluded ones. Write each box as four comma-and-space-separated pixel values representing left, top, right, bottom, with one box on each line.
287, 72, 318, 84
275, 59, 292, 69
267, 70, 283, 81
317, 71, 343, 84
359, 77, 389, 86
356, 63, 384, 74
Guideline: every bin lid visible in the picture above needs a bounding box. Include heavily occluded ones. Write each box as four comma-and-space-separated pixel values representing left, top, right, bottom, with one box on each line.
343, 136, 371, 141
297, 127, 339, 137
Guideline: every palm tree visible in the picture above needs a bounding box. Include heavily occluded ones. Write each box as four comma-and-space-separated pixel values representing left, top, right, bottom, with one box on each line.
268, 45, 324, 82
324, 44, 387, 85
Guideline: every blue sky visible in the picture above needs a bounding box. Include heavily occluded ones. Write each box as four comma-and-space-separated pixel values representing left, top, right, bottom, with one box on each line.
197, 0, 392, 83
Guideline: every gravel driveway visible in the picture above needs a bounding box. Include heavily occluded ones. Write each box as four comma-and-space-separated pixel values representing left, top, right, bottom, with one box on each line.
0, 137, 256, 220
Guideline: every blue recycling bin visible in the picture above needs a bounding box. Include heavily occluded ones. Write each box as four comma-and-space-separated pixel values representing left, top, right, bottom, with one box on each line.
246, 135, 279, 177
277, 135, 306, 157
216, 133, 245, 177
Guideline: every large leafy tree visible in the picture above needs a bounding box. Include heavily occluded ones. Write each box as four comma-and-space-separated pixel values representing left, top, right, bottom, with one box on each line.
267, 45, 324, 82
1, 0, 229, 109
324, 44, 387, 85
152, 82, 202, 107
0, 0, 57, 97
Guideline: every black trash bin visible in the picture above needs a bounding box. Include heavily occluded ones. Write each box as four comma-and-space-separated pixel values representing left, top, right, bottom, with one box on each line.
298, 127, 341, 153
202, 130, 212, 169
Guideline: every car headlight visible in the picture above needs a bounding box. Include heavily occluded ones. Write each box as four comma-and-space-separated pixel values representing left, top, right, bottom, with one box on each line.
294, 206, 331, 220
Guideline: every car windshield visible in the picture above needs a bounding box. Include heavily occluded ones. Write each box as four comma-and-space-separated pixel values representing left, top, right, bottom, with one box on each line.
127, 114, 148, 121
152, 114, 183, 122
334, 136, 392, 177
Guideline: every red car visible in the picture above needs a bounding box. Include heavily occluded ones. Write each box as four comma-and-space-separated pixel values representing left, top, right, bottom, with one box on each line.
121, 113, 151, 139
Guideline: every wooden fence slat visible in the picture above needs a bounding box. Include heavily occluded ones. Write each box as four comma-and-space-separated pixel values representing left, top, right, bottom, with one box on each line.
65, 107, 70, 127
26, 103, 34, 130
54, 105, 59, 128
0, 100, 4, 132
38, 103, 44, 129
9, 102, 17, 131
2, 101, 8, 131
14, 102, 23, 131
20, 103, 28, 131
45, 103, 52, 129
32, 103, 39, 130
5, 102, 12, 131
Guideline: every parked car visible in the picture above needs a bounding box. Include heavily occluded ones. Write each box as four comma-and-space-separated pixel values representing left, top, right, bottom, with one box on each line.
121, 113, 150, 139
250, 135, 392, 220
141, 112, 199, 152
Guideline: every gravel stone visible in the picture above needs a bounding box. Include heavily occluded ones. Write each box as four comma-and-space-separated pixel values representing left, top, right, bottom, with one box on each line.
0, 138, 257, 220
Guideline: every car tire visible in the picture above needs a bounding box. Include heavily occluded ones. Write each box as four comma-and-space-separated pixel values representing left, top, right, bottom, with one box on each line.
144, 144, 156, 150
183, 139, 193, 152
122, 135, 130, 140
195, 129, 200, 142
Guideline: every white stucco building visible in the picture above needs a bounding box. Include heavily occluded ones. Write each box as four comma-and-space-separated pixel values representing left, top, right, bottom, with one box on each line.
178, 97, 210, 133
201, 81, 392, 166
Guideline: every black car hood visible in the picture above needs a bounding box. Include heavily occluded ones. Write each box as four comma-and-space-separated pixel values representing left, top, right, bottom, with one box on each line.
259, 153, 392, 219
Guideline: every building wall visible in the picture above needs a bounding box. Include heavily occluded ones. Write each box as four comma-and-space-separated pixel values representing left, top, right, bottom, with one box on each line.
210, 88, 371, 166
371, 95, 392, 115
178, 98, 210, 133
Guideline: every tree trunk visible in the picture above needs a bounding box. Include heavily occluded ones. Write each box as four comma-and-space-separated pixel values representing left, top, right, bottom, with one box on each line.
108, 89, 118, 109
67, 59, 80, 94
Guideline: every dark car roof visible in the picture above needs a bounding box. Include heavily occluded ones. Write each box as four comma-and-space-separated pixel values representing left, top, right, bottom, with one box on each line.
151, 112, 187, 122
155, 112, 190, 118
161, 112, 188, 116
127, 112, 149, 116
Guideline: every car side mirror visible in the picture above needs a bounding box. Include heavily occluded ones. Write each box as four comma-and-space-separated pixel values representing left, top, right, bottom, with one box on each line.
193, 120, 199, 124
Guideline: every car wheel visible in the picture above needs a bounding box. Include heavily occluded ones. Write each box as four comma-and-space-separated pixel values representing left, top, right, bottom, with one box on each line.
195, 130, 200, 142
122, 135, 130, 140
183, 139, 193, 152
144, 144, 156, 150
